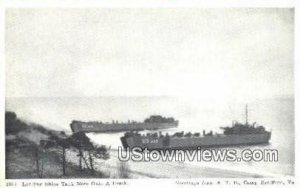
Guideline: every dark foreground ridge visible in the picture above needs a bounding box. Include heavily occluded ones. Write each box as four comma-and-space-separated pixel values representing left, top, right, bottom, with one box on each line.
5, 111, 109, 179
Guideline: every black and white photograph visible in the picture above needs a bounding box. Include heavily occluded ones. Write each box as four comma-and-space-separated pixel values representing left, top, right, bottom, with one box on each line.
3, 6, 297, 185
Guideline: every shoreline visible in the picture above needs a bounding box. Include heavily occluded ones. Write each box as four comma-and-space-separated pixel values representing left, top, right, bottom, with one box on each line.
5, 111, 292, 179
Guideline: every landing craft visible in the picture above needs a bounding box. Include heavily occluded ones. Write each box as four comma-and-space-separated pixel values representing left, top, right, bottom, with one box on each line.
70, 115, 179, 133
121, 105, 271, 150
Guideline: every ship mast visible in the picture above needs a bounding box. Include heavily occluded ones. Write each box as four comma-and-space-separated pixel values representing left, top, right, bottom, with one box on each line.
245, 104, 248, 125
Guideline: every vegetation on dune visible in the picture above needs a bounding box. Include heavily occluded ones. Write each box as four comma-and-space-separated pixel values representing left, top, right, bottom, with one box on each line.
5, 111, 110, 179
5, 111, 28, 134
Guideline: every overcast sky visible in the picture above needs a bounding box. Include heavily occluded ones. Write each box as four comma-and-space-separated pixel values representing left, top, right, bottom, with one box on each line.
6, 8, 294, 100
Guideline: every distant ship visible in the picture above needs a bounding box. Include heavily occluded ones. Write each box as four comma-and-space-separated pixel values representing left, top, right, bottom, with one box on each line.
121, 105, 271, 150
70, 115, 179, 133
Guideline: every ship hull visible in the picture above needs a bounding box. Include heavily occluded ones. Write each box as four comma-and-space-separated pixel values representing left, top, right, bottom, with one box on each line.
121, 132, 271, 150
71, 121, 178, 133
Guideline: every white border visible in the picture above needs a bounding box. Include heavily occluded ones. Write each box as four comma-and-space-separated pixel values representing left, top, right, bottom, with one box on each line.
0, 0, 298, 187
0, 0, 297, 8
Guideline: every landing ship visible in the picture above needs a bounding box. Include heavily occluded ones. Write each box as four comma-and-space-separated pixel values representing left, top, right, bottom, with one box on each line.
121, 106, 271, 150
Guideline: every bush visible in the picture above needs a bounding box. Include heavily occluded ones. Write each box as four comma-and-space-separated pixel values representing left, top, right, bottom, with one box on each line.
5, 111, 28, 134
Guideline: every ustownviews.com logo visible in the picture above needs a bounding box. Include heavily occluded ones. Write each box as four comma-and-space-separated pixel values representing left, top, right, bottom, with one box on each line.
118, 147, 278, 162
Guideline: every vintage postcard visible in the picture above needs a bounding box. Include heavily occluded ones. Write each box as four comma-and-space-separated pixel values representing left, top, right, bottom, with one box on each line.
1, 3, 298, 188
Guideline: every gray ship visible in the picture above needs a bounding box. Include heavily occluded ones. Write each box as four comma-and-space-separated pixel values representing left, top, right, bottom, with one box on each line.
70, 115, 179, 133
121, 106, 271, 149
